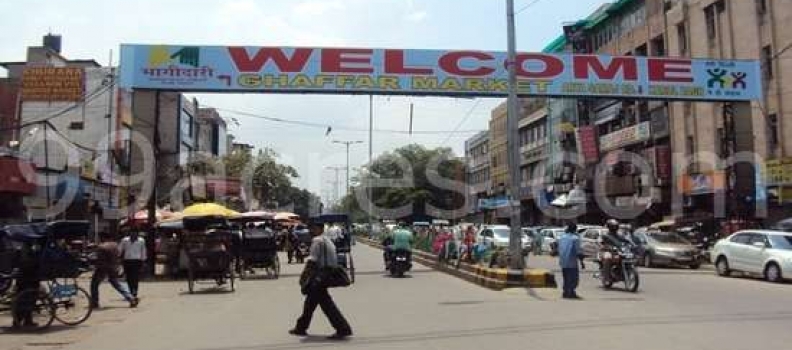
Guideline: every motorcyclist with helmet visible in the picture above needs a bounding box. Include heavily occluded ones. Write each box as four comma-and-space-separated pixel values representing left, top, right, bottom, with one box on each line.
599, 219, 631, 283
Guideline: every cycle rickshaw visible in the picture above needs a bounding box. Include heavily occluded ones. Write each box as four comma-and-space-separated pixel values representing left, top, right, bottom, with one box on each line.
181, 216, 236, 294
1, 221, 93, 331
238, 222, 280, 279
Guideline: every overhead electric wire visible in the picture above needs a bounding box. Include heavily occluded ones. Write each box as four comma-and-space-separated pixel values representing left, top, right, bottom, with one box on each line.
206, 106, 485, 135
515, 0, 544, 15
439, 99, 483, 147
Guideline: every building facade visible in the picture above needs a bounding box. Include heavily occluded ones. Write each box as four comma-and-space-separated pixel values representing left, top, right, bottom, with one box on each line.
464, 130, 490, 222
1, 37, 131, 229
536, 0, 791, 227
518, 99, 550, 225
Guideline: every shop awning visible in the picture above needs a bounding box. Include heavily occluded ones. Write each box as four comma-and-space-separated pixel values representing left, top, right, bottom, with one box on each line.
0, 156, 36, 195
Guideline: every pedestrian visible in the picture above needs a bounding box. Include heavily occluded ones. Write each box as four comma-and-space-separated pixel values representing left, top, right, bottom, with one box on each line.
12, 244, 41, 329
557, 223, 583, 299
290, 221, 352, 340
91, 233, 138, 308
119, 230, 146, 299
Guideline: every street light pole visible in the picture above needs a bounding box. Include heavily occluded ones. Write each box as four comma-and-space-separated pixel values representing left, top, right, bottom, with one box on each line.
333, 140, 364, 212
325, 166, 345, 206
505, 0, 524, 269
368, 95, 374, 235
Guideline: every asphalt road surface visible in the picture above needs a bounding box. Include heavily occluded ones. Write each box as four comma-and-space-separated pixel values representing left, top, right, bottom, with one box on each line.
3, 244, 792, 350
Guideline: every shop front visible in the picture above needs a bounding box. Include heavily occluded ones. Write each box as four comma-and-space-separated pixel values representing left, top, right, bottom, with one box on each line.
0, 155, 37, 224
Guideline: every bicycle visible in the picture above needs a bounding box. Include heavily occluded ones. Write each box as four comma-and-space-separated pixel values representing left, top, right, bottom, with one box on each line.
44, 271, 93, 326
1, 272, 55, 331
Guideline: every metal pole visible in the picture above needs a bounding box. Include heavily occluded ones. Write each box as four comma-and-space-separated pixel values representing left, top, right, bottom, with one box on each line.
106, 52, 115, 221
505, 0, 524, 269
368, 95, 374, 235
43, 122, 51, 222
345, 142, 350, 203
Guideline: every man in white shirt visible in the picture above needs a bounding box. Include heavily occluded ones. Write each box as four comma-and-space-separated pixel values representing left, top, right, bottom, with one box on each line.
119, 231, 147, 298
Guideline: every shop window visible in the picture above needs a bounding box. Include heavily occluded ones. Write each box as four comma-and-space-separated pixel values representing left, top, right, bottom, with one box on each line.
651, 35, 666, 56
686, 135, 695, 158
762, 45, 773, 80
767, 113, 779, 156
756, 0, 767, 17
705, 4, 717, 42
677, 22, 688, 55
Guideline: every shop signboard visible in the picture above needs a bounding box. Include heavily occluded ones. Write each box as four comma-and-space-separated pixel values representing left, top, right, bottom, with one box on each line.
577, 126, 599, 164
21, 67, 84, 101
678, 172, 726, 195
599, 122, 651, 152
764, 158, 792, 186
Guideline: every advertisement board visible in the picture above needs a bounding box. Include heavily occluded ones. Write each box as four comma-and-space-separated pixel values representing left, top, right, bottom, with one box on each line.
599, 121, 651, 152
21, 67, 84, 101
764, 158, 792, 186
576, 126, 599, 164
678, 172, 726, 195
120, 45, 762, 101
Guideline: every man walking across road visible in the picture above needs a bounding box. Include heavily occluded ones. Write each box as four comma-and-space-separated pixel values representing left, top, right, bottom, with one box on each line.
91, 233, 138, 308
119, 230, 146, 298
558, 223, 583, 299
290, 221, 352, 340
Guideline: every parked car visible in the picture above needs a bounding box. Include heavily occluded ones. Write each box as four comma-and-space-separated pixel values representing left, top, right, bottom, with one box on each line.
633, 228, 701, 269
712, 230, 792, 282
477, 225, 531, 249
580, 227, 608, 258
521, 227, 536, 249
539, 228, 566, 255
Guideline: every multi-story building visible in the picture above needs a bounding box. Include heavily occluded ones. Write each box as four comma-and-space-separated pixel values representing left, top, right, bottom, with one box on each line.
464, 131, 490, 222
489, 103, 509, 194
196, 108, 229, 158
517, 99, 550, 225
541, 0, 792, 226
130, 91, 199, 210
0, 35, 131, 229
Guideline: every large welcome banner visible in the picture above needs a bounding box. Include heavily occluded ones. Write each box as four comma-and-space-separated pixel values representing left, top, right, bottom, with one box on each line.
119, 44, 762, 101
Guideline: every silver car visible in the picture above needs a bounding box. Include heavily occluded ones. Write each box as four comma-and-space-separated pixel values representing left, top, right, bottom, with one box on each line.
712, 230, 792, 282
633, 228, 702, 269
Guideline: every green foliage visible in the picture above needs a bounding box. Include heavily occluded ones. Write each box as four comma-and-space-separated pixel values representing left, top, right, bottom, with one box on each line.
332, 144, 465, 222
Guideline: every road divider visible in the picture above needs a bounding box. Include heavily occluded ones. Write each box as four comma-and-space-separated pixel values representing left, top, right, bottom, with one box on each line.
357, 237, 556, 290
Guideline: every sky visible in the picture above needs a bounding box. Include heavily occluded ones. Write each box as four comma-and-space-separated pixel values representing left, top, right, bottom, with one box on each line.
0, 0, 608, 203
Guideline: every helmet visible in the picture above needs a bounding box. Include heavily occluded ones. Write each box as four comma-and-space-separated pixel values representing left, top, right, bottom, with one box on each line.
606, 219, 620, 229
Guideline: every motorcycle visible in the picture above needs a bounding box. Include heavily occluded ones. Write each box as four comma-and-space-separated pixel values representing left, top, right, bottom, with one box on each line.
388, 249, 412, 278
594, 244, 640, 293
696, 235, 712, 262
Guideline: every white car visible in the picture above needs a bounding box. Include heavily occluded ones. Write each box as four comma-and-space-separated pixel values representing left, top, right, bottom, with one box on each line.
477, 225, 531, 249
711, 230, 792, 282
539, 228, 566, 255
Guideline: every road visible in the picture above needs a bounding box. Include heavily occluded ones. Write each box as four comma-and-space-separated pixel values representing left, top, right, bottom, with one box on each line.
3, 244, 792, 350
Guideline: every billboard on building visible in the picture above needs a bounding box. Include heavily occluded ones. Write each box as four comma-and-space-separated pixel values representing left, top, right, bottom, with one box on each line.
21, 67, 84, 101
120, 45, 763, 101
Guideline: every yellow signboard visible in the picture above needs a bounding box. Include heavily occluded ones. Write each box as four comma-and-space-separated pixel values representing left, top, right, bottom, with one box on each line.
21, 67, 84, 101
765, 158, 792, 186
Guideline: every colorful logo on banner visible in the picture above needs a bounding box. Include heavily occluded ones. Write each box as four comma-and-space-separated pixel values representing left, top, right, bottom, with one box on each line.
119, 45, 764, 102
706, 66, 750, 98
140, 46, 215, 87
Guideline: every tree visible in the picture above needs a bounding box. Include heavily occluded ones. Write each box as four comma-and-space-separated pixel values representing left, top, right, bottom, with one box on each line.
333, 144, 466, 222
252, 149, 298, 208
